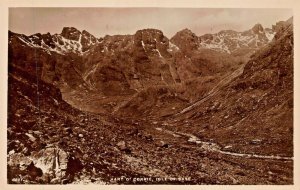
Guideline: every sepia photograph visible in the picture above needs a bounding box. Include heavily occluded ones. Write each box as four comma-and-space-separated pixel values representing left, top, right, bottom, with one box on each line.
5, 4, 295, 186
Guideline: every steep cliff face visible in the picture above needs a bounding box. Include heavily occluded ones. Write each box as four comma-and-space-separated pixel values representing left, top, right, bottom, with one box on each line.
8, 31, 89, 93
171, 28, 200, 55
170, 18, 293, 158
81, 29, 177, 95
7, 62, 154, 184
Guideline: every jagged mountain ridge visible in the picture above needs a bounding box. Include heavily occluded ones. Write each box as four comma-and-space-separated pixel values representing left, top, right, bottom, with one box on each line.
171, 23, 285, 57
9, 28, 179, 90
9, 22, 280, 59
8, 22, 280, 114
9, 27, 99, 55
198, 24, 275, 54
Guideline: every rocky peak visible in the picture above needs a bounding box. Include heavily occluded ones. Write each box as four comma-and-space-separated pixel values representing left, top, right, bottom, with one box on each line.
251, 23, 264, 34
272, 17, 293, 40
136, 28, 163, 35
171, 28, 199, 53
31, 33, 42, 38
177, 28, 196, 36
82, 30, 97, 41
134, 29, 170, 58
81, 30, 98, 52
41, 32, 56, 48
272, 17, 293, 34
134, 29, 166, 43
172, 28, 198, 41
25, 33, 42, 46
61, 27, 81, 41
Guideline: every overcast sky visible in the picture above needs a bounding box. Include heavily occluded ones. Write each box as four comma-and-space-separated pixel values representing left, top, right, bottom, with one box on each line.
9, 8, 292, 38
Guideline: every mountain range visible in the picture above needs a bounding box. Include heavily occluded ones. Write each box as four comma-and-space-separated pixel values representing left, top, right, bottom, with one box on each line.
7, 17, 293, 184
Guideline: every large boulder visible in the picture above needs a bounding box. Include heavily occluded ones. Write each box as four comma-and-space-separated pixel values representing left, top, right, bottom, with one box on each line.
8, 147, 69, 183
